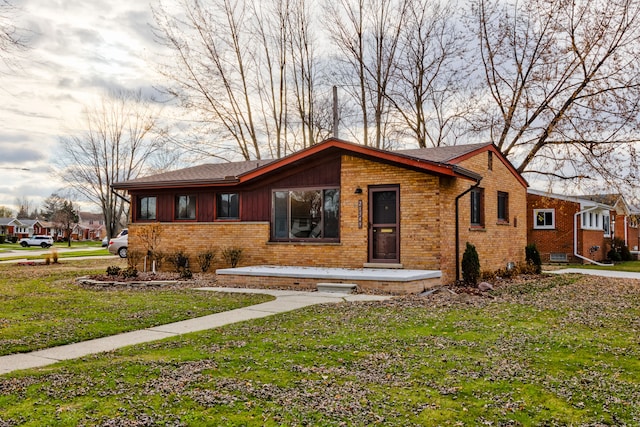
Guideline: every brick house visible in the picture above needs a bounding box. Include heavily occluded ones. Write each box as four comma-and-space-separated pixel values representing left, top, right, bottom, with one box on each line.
527, 189, 639, 263
113, 138, 528, 290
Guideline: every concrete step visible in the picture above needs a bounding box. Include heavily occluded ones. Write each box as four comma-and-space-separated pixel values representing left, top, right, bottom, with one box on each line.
316, 282, 357, 294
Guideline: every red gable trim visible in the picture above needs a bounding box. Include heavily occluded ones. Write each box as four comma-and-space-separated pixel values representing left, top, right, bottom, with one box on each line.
447, 143, 528, 188
238, 137, 478, 183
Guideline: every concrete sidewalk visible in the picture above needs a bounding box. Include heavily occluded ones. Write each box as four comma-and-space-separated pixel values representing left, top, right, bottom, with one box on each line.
0, 287, 390, 376
545, 268, 640, 279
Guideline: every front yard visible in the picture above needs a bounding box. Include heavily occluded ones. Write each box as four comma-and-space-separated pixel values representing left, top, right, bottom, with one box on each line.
0, 259, 272, 356
1, 268, 639, 426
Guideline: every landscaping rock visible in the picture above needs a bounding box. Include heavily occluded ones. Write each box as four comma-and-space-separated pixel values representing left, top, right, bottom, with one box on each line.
478, 282, 494, 292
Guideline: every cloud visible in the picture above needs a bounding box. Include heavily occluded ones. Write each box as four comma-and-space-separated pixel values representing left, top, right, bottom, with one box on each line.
0, 143, 47, 164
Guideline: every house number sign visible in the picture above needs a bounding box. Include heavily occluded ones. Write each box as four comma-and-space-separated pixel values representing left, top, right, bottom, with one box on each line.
358, 200, 363, 229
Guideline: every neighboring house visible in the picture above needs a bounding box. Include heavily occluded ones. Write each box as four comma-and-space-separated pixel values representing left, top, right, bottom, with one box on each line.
74, 212, 107, 241
14, 219, 48, 238
0, 218, 22, 238
113, 138, 528, 289
527, 189, 639, 264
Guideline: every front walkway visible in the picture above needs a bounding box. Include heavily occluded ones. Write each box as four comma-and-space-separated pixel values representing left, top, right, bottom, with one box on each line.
0, 287, 390, 376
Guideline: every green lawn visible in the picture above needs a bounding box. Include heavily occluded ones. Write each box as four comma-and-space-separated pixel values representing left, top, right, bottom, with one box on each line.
558, 260, 640, 272
0, 259, 272, 356
1, 272, 639, 425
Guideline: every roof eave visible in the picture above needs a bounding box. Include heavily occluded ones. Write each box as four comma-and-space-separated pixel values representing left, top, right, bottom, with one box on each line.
113, 177, 240, 191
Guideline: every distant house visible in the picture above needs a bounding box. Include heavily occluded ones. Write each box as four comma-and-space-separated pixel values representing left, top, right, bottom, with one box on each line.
1, 218, 52, 241
0, 218, 21, 239
113, 138, 529, 292
14, 219, 50, 238
527, 189, 639, 263
73, 212, 106, 241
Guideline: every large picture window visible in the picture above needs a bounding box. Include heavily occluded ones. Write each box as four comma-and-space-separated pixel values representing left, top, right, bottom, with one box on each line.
217, 193, 239, 219
175, 195, 196, 220
272, 188, 340, 241
138, 196, 157, 220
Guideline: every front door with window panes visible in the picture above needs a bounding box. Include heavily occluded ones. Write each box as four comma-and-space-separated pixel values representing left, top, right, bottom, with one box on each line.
368, 186, 399, 263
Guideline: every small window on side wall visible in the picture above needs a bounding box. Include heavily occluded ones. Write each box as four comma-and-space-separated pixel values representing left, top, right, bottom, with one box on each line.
217, 193, 239, 219
534, 209, 555, 229
138, 196, 157, 220
175, 195, 196, 220
470, 188, 484, 227
497, 191, 509, 223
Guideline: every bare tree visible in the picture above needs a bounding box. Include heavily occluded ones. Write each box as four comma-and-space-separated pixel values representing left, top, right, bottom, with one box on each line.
0, 205, 13, 217
153, 0, 329, 160
14, 196, 36, 219
57, 90, 163, 239
51, 199, 78, 247
153, 0, 263, 160
472, 0, 640, 190
386, 0, 474, 147
0, 0, 27, 72
325, 0, 408, 148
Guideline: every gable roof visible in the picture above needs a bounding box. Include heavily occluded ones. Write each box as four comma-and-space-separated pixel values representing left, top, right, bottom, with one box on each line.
0, 218, 22, 226
114, 138, 524, 190
527, 189, 615, 210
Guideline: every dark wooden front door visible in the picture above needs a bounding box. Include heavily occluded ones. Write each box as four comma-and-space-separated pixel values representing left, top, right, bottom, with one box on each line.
369, 186, 399, 263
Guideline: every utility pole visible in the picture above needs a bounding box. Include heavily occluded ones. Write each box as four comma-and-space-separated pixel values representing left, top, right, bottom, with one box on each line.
332, 85, 339, 138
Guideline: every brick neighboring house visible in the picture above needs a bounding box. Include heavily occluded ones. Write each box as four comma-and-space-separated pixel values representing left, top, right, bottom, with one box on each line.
0, 218, 21, 239
527, 189, 639, 264
113, 138, 528, 289
73, 212, 107, 241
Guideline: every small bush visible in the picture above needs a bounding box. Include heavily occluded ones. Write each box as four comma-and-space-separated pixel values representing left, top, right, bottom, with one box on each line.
518, 261, 540, 275
180, 268, 193, 280
168, 250, 190, 272
495, 263, 520, 279
480, 270, 496, 282
196, 248, 217, 272
106, 265, 122, 276
608, 249, 622, 262
461, 242, 480, 285
149, 251, 165, 270
51, 248, 59, 264
0, 235, 5, 244
127, 250, 144, 270
121, 266, 138, 278
222, 247, 244, 268
525, 243, 542, 274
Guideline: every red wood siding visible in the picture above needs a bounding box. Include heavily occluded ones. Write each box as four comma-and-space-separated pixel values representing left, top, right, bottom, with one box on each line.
129, 156, 341, 223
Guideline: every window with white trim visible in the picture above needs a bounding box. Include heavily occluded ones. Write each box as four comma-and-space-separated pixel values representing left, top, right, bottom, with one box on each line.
534, 209, 555, 229
603, 214, 611, 237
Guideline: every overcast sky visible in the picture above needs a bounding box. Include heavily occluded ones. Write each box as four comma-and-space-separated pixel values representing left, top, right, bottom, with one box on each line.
0, 0, 163, 214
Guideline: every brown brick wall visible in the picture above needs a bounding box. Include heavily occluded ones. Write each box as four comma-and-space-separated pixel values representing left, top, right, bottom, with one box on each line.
527, 194, 580, 263
526, 194, 614, 263
443, 151, 527, 279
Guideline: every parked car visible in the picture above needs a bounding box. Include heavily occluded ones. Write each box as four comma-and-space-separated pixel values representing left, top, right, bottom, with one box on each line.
19, 235, 54, 248
108, 234, 128, 258
102, 229, 127, 247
